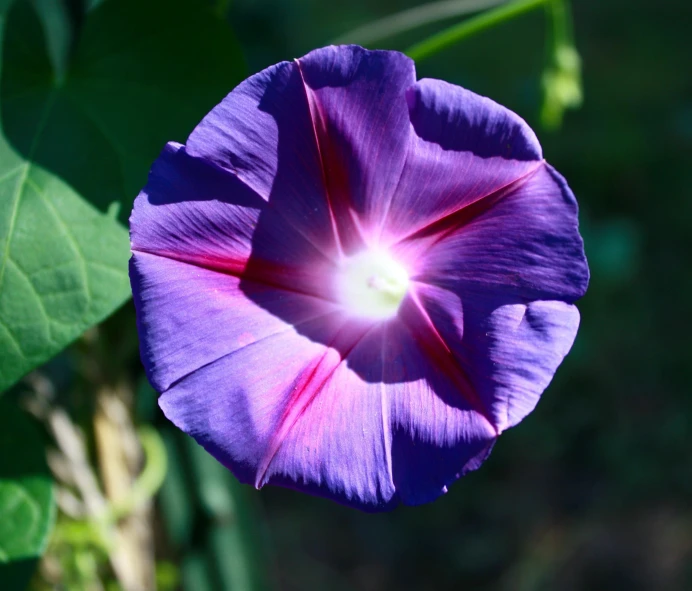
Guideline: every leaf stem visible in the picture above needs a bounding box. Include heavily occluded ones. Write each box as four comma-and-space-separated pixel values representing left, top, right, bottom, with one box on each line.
405, 0, 548, 62
540, 0, 581, 129
105, 427, 167, 523
333, 0, 507, 46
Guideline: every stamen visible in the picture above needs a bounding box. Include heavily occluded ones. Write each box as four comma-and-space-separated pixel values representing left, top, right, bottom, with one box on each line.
336, 249, 409, 319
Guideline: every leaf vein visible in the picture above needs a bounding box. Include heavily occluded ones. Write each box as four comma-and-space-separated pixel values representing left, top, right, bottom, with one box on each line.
7, 258, 73, 331
0, 163, 29, 298
0, 314, 24, 356
26, 177, 92, 316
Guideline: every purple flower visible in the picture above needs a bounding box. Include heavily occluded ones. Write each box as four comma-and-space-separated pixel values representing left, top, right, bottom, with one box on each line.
130, 46, 588, 510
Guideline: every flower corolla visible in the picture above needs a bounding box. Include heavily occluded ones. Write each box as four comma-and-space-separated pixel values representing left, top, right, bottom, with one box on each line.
130, 45, 589, 510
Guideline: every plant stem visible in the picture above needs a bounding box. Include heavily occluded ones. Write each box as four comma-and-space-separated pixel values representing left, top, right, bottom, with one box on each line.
545, 0, 574, 52
406, 0, 548, 62
106, 427, 167, 523
333, 0, 506, 46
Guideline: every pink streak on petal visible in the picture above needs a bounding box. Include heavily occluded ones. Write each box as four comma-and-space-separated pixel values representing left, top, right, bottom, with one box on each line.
254, 319, 377, 487
131, 251, 344, 393
263, 325, 398, 506
184, 61, 340, 260
392, 161, 543, 251
296, 59, 366, 256
133, 246, 336, 304
411, 163, 588, 303
403, 285, 497, 433
296, 60, 347, 257
296, 47, 416, 249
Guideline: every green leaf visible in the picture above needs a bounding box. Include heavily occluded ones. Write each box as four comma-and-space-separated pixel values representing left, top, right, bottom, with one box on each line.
0, 1, 130, 392
0, 0, 245, 392
0, 132, 131, 392
0, 399, 55, 565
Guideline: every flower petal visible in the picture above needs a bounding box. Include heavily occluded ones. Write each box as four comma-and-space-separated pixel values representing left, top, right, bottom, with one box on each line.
157, 311, 384, 506
379, 78, 543, 243
405, 279, 580, 431
407, 78, 542, 161
131, 252, 342, 392
403, 163, 589, 303
457, 292, 580, 430
159, 309, 496, 510
377, 317, 497, 505
254, 325, 398, 510
184, 58, 339, 257
265, 315, 496, 508
131, 142, 336, 302
296, 45, 416, 245
392, 164, 588, 431
130, 142, 261, 272
158, 314, 344, 483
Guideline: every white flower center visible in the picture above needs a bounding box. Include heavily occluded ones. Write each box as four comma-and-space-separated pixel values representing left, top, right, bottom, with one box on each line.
336, 249, 409, 319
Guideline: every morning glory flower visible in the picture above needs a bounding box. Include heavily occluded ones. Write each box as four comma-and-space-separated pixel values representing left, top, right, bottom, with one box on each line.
130, 45, 588, 510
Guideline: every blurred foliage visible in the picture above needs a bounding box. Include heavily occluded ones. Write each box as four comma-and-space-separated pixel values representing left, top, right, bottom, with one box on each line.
160, 428, 272, 591
0, 399, 55, 571
540, 0, 582, 129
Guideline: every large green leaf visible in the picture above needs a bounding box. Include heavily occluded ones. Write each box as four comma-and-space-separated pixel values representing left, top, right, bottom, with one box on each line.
0, 399, 55, 566
0, 0, 245, 392
0, 144, 130, 392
